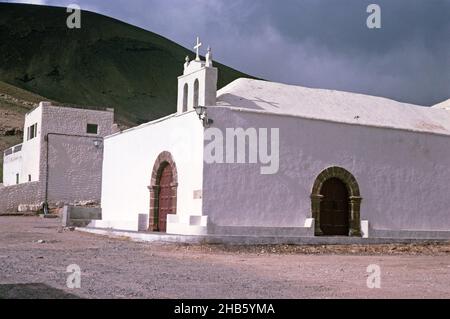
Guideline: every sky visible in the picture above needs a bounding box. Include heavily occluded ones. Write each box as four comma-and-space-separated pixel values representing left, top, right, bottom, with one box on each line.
3, 0, 450, 106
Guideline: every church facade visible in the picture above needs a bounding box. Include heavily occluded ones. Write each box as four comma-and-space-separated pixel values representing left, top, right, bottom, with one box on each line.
94, 41, 450, 239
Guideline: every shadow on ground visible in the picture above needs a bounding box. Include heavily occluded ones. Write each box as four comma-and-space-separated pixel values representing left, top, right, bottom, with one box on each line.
0, 283, 81, 299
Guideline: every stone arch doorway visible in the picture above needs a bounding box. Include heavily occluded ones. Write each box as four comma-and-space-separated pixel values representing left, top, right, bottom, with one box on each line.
311, 167, 362, 237
148, 152, 178, 232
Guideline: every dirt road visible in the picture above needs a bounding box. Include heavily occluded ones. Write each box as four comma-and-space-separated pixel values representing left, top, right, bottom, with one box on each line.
0, 216, 449, 299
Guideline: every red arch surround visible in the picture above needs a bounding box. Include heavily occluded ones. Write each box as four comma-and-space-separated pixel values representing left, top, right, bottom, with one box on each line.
148, 151, 178, 231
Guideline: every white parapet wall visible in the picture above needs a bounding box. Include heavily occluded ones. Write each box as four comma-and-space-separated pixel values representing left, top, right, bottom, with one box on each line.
3, 144, 23, 186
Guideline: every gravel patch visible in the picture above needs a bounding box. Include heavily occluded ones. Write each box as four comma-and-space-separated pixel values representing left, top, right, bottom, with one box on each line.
0, 216, 449, 299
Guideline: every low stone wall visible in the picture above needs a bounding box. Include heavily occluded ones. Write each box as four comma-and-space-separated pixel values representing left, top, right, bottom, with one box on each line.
0, 182, 44, 213
0, 180, 101, 214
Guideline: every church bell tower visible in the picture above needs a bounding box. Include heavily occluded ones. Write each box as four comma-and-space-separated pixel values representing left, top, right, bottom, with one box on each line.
177, 37, 218, 114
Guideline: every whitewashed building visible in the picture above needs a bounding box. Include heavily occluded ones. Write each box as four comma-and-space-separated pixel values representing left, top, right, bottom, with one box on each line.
0, 102, 115, 212
95, 42, 450, 239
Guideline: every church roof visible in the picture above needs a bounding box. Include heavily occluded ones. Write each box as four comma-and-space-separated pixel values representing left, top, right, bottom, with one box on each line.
432, 99, 450, 111
216, 78, 450, 136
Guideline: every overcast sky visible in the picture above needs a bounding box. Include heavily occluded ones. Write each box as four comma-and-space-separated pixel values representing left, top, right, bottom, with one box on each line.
3, 0, 450, 106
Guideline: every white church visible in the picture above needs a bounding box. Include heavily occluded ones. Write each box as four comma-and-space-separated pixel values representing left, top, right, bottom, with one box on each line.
92, 38, 450, 240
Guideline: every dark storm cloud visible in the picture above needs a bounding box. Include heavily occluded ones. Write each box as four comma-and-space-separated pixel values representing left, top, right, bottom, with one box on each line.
4, 0, 450, 105
258, 0, 450, 54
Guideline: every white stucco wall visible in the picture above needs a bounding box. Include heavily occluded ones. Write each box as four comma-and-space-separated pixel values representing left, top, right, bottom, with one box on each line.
202, 107, 450, 234
3, 104, 44, 187
96, 112, 204, 231
21, 105, 43, 184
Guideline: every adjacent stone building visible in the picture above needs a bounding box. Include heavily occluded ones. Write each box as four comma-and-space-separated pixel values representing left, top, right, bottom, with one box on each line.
0, 102, 115, 212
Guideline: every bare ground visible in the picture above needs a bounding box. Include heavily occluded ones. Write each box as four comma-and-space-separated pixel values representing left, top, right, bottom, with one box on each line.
0, 216, 449, 299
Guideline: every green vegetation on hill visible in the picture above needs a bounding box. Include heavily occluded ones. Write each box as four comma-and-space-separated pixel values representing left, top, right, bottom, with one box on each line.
0, 80, 48, 105
0, 3, 252, 125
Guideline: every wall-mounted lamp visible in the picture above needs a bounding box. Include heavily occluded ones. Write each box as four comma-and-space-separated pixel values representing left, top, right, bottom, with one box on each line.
93, 139, 103, 148
194, 106, 214, 128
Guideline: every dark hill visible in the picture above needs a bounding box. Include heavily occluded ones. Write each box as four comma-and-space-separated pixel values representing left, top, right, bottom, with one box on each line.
0, 3, 251, 125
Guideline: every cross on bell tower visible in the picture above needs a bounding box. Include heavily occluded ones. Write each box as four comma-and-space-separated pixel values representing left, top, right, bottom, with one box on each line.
177, 36, 218, 114
194, 36, 202, 61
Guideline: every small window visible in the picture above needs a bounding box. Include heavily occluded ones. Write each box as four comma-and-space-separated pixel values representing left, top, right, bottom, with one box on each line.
28, 175, 32, 182
193, 79, 199, 108
183, 83, 188, 112
87, 124, 98, 134
27, 123, 38, 141
4, 148, 13, 156
16, 174, 19, 185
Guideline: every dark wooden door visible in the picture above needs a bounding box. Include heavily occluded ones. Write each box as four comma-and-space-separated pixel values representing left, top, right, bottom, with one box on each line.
157, 164, 173, 232
320, 178, 349, 236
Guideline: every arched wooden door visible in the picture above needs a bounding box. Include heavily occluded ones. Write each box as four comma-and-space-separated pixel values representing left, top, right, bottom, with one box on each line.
157, 163, 174, 232
149, 152, 178, 232
320, 178, 350, 236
